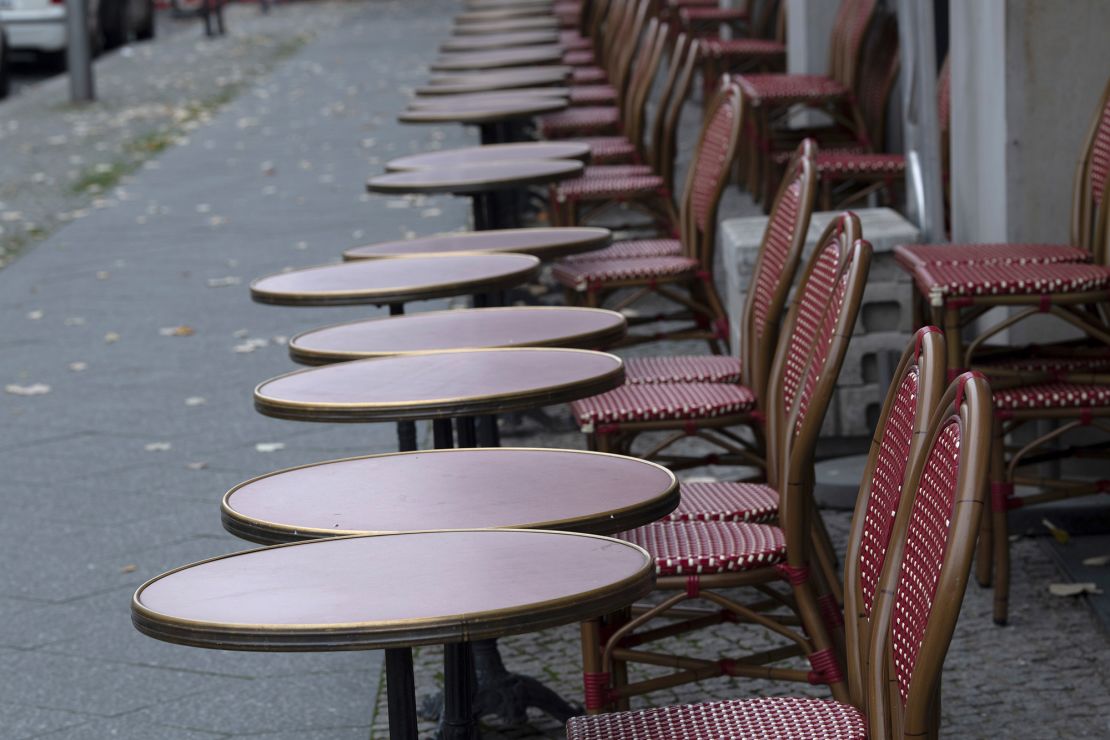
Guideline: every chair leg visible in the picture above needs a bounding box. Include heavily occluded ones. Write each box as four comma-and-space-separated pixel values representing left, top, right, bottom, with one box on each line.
990, 426, 1012, 625
580, 618, 605, 715
609, 607, 631, 711
975, 494, 994, 587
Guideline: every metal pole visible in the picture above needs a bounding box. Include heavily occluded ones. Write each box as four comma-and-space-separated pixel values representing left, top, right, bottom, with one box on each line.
65, 0, 95, 102
896, 0, 944, 243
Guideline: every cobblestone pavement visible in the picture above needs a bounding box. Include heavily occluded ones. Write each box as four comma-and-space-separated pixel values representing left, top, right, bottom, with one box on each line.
0, 1, 1107, 739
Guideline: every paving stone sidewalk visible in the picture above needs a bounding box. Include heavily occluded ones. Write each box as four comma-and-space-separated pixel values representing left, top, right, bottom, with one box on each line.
1, 1, 1108, 739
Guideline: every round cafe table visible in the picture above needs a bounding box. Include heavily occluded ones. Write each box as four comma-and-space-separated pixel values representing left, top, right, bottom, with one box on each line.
431, 46, 565, 72
407, 90, 566, 112
399, 97, 567, 145
343, 226, 610, 261
441, 30, 559, 52
366, 160, 582, 229
385, 141, 588, 170
132, 529, 654, 740
454, 18, 562, 35
249, 253, 540, 311
456, 9, 558, 26
287, 305, 626, 364
419, 66, 570, 96
220, 448, 675, 730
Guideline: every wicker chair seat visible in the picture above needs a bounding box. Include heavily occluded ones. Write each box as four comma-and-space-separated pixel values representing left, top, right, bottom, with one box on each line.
992, 382, 1110, 411
553, 255, 700, 291
620, 520, 785, 575
563, 49, 596, 66
815, 151, 906, 178
570, 381, 756, 429
566, 697, 866, 740
625, 354, 740, 383
679, 6, 750, 23
569, 84, 618, 105
576, 136, 637, 163
562, 238, 683, 264
579, 164, 656, 178
666, 480, 779, 523
541, 106, 620, 138
703, 37, 786, 59
893, 243, 1091, 270
572, 66, 608, 85
554, 173, 665, 202
737, 74, 850, 107
914, 262, 1110, 299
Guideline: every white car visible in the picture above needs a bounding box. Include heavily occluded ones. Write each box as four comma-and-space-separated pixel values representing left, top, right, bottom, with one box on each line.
0, 0, 102, 61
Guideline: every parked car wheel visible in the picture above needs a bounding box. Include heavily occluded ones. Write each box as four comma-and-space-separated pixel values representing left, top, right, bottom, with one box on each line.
101, 0, 128, 49
0, 30, 9, 100
135, 0, 155, 41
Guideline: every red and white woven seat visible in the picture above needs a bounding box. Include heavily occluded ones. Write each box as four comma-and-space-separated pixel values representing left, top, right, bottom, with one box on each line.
553, 255, 700, 292
576, 136, 637, 163
572, 66, 608, 85
579, 164, 656, 178
737, 74, 851, 107
563, 49, 596, 66
620, 520, 786, 575
992, 382, 1110, 411
913, 261, 1110, 300
570, 381, 755, 430
666, 481, 779, 523
679, 6, 750, 23
540, 106, 620, 138
561, 238, 683, 263
977, 355, 1110, 374
702, 37, 785, 59
569, 84, 617, 105
816, 151, 906, 178
554, 173, 666, 202
566, 697, 866, 740
893, 243, 1091, 271
771, 142, 864, 165
624, 354, 740, 383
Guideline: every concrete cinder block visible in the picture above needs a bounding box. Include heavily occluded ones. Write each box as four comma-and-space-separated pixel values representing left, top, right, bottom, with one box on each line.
832, 383, 884, 437
837, 331, 910, 386
856, 279, 916, 335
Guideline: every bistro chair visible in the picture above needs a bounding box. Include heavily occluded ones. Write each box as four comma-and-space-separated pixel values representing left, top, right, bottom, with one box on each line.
553, 81, 743, 351
698, 0, 787, 98
576, 232, 873, 710
569, 372, 991, 740
550, 34, 701, 233
735, 0, 879, 202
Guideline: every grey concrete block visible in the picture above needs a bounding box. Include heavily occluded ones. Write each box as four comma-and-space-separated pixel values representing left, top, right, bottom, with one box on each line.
831, 383, 883, 437
838, 331, 913, 386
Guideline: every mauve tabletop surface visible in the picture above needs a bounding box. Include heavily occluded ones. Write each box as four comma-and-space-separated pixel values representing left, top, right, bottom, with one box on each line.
399, 97, 567, 125
249, 253, 539, 306
132, 529, 654, 650
253, 347, 624, 422
343, 226, 609, 260
288, 306, 626, 363
441, 30, 559, 52
387, 141, 587, 170
366, 159, 581, 194
432, 45, 564, 71
221, 447, 678, 543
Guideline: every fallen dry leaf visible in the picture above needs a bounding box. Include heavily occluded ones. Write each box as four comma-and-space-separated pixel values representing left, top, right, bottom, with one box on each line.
104, 332, 121, 343
1082, 554, 1110, 567
185, 461, 208, 470
144, 441, 172, 452
255, 442, 285, 453
207, 276, 242, 288
1041, 518, 1070, 544
5, 383, 51, 396
159, 325, 195, 337
120, 564, 137, 574
68, 362, 87, 372
26, 310, 43, 320
185, 396, 206, 406
1049, 582, 1103, 597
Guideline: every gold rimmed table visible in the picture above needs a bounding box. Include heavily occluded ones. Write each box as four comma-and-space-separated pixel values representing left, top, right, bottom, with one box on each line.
343, 226, 610, 261
132, 529, 654, 740
431, 45, 565, 72
219, 448, 675, 730
287, 305, 626, 365
441, 30, 559, 52
407, 90, 566, 111
249, 252, 540, 311
385, 141, 588, 170
419, 66, 571, 96
398, 97, 567, 145
366, 160, 582, 228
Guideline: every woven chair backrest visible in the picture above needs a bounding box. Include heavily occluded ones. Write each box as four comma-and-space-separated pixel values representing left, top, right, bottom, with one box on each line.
853, 8, 900, 151
750, 0, 785, 43
621, 19, 668, 148
1070, 74, 1110, 261
841, 326, 946, 710
610, 0, 652, 97
764, 213, 867, 490
866, 373, 991, 739
647, 34, 700, 193
739, 140, 816, 414
675, 81, 743, 268
828, 0, 878, 90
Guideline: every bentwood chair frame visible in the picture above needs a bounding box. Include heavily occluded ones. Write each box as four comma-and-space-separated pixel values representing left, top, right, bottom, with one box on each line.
556, 82, 743, 352
579, 232, 873, 712
578, 144, 818, 474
